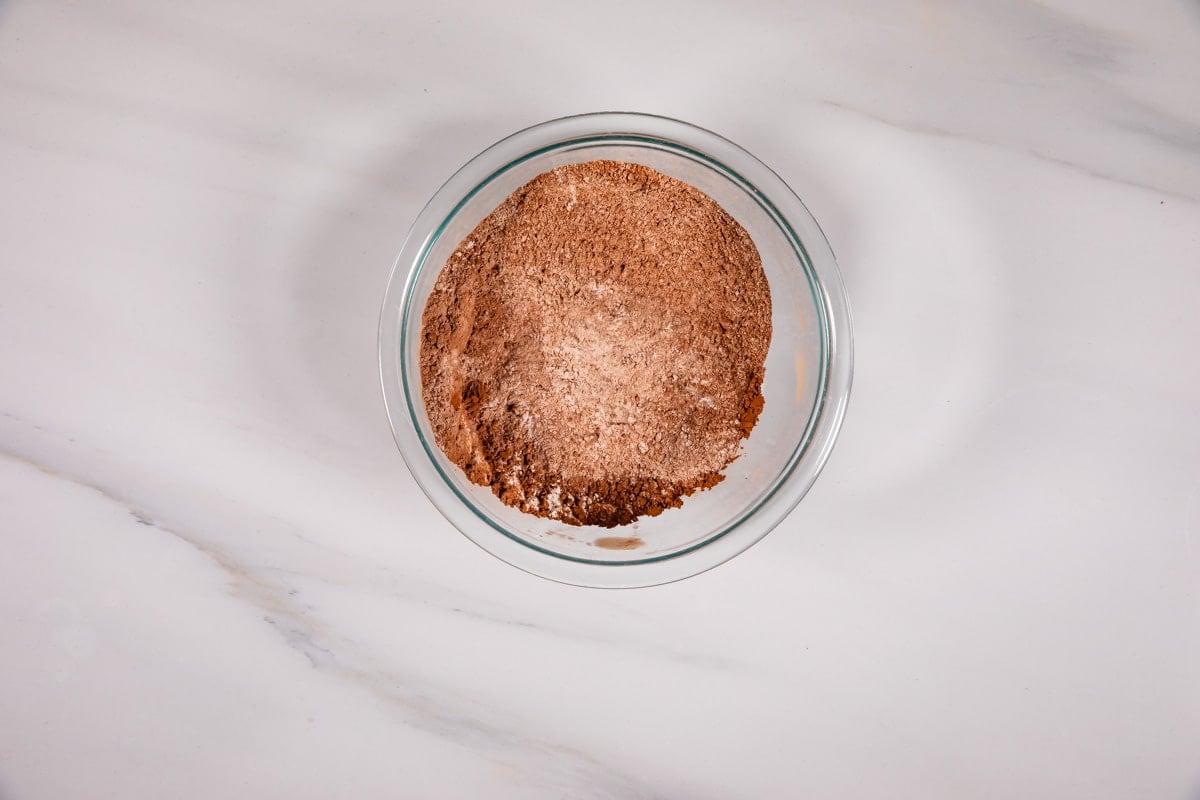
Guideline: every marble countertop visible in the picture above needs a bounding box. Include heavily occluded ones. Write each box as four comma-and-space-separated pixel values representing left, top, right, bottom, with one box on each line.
2, 1, 1198, 797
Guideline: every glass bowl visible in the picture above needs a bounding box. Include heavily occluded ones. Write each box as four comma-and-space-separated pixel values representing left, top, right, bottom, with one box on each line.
379, 112, 852, 588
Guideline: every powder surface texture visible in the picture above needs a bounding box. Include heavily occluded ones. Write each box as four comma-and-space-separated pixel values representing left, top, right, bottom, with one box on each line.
419, 160, 772, 527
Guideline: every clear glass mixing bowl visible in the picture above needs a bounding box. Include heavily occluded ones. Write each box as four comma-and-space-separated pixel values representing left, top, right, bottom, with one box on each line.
379, 112, 852, 587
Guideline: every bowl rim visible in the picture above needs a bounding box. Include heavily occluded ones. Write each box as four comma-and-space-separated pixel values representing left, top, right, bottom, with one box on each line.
379, 111, 853, 588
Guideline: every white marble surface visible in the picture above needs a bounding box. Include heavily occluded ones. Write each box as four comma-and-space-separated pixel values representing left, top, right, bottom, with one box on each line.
1, 1, 1198, 796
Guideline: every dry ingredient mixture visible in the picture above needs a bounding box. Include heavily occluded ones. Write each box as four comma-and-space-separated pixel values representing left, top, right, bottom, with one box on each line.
420, 160, 772, 527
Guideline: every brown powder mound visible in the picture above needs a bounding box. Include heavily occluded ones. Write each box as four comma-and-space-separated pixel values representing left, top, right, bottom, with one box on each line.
419, 159, 772, 527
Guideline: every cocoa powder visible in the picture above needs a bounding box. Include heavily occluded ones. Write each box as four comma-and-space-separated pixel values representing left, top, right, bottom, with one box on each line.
419, 160, 772, 527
